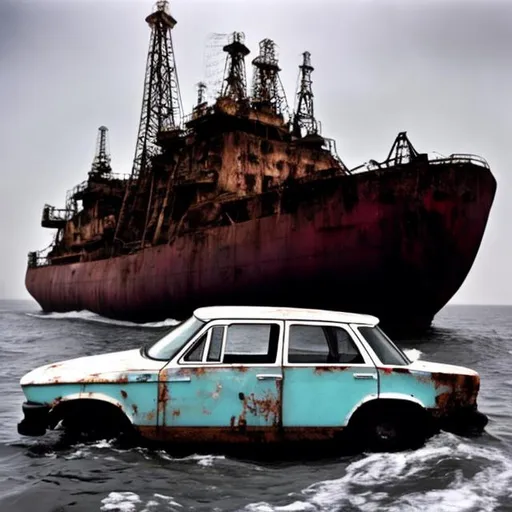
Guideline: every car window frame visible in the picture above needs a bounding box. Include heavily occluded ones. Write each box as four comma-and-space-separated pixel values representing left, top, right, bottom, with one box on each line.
175, 319, 285, 368
283, 320, 375, 367
350, 323, 411, 368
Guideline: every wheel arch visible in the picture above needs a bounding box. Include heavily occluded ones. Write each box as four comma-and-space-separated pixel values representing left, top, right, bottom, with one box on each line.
49, 392, 135, 426
345, 394, 427, 426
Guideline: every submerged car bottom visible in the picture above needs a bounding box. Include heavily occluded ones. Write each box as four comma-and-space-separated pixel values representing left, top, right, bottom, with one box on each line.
17, 309, 488, 452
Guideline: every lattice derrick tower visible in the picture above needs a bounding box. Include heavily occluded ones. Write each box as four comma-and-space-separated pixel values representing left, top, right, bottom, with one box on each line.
251, 39, 289, 117
131, 0, 182, 180
90, 126, 112, 176
386, 132, 419, 165
115, 0, 182, 246
221, 32, 250, 102
293, 51, 318, 137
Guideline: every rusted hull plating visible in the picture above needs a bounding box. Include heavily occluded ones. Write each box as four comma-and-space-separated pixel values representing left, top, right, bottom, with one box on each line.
26, 161, 496, 333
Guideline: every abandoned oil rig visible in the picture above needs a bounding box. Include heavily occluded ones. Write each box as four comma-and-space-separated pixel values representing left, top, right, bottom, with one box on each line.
26, 0, 496, 333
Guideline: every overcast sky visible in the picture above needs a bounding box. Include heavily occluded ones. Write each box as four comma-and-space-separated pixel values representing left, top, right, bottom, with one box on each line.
0, 0, 511, 304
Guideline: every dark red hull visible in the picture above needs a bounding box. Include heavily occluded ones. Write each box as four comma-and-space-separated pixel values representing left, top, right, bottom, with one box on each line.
26, 161, 496, 334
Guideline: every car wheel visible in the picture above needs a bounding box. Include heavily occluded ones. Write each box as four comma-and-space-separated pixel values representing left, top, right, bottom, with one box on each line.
358, 404, 427, 452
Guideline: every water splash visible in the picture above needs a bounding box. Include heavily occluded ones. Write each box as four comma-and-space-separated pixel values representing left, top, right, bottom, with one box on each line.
100, 491, 182, 511
26, 310, 179, 328
403, 348, 423, 361
243, 433, 512, 512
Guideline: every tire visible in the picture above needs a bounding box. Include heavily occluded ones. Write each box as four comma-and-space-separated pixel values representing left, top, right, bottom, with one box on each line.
353, 402, 427, 452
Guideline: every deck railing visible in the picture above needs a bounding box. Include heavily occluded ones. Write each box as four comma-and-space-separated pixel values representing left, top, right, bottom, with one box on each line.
350, 152, 490, 174
27, 245, 52, 268
41, 204, 74, 224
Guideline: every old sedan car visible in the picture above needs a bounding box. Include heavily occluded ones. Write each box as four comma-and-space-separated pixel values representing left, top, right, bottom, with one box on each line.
18, 306, 488, 451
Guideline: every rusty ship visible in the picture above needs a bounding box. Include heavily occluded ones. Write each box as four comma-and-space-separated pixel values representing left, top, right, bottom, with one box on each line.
26, 1, 497, 334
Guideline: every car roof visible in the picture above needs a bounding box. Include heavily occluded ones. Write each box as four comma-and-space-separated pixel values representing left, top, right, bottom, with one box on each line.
193, 306, 379, 326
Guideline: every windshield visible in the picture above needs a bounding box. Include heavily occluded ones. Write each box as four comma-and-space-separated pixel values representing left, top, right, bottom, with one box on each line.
357, 326, 410, 366
147, 316, 205, 360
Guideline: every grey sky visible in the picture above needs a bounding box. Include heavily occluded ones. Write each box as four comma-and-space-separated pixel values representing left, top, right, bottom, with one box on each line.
1, 0, 511, 304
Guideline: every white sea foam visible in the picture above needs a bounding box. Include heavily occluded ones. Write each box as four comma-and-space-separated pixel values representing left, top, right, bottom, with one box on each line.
100, 492, 182, 512
183, 453, 226, 466
26, 310, 179, 328
153, 450, 226, 466
403, 348, 422, 361
101, 492, 141, 511
61, 440, 226, 467
242, 433, 512, 512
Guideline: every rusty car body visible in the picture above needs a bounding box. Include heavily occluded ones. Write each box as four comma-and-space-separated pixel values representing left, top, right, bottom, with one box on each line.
17, 306, 488, 451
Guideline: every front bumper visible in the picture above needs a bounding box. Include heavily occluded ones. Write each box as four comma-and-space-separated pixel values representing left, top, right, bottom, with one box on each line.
17, 402, 50, 436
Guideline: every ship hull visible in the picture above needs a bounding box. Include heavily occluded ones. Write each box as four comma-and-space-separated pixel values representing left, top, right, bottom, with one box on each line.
26, 161, 496, 334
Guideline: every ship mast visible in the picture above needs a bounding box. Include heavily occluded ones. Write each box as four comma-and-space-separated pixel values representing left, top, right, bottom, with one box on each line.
293, 52, 318, 138
251, 39, 289, 117
115, 0, 182, 246
131, 0, 182, 179
89, 126, 112, 176
221, 32, 250, 102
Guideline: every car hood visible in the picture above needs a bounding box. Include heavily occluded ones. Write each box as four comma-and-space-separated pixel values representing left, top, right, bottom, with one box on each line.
20, 349, 166, 386
408, 359, 478, 377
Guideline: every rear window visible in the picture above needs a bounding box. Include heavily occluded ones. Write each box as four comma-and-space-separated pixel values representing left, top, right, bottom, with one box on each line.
357, 326, 410, 366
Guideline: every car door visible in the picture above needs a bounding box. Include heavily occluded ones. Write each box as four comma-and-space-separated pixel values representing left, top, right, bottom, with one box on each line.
158, 320, 284, 442
282, 321, 378, 433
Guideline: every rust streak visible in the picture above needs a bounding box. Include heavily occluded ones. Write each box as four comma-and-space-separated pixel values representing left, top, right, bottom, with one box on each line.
120, 390, 128, 399
158, 382, 169, 416
432, 372, 480, 414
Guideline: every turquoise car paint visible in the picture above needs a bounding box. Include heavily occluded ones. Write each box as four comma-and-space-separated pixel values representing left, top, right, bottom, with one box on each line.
159, 367, 281, 428
377, 369, 439, 408
23, 382, 159, 426
23, 384, 82, 406
282, 367, 378, 427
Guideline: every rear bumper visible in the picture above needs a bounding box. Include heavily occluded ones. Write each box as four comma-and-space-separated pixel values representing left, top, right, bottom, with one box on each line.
437, 405, 488, 435
17, 402, 50, 436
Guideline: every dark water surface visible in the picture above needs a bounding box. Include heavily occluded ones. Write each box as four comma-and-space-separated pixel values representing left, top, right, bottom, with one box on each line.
0, 300, 511, 511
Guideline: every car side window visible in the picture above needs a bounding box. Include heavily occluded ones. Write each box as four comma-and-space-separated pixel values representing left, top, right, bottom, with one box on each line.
222, 324, 279, 364
183, 333, 207, 362
207, 326, 224, 362
288, 324, 364, 364
182, 323, 280, 364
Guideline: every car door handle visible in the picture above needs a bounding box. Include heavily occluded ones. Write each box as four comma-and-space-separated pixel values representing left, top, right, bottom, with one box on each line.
353, 373, 377, 380
167, 376, 191, 383
256, 374, 283, 381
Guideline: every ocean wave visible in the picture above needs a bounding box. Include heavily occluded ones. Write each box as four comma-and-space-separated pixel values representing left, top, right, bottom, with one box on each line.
49, 439, 227, 468
242, 432, 512, 512
26, 310, 179, 328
